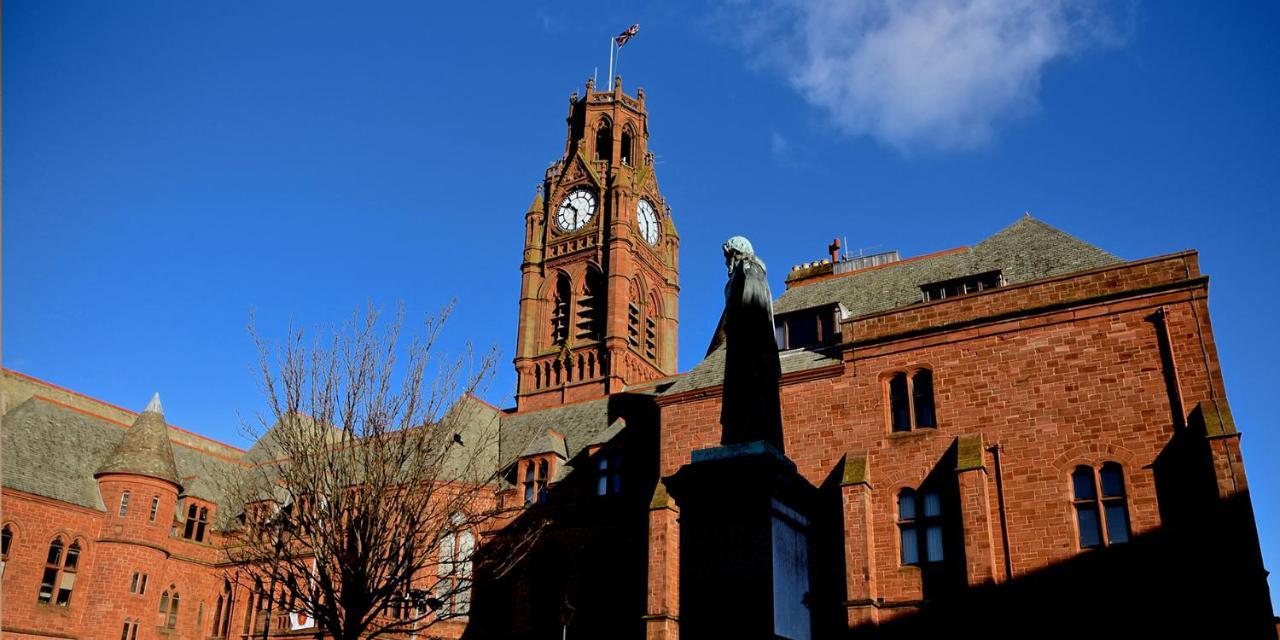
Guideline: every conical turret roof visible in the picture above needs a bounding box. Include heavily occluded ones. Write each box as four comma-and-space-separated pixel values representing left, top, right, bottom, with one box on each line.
95, 393, 182, 488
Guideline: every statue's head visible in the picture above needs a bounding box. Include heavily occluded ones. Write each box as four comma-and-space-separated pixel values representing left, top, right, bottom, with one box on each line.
722, 236, 764, 274
723, 236, 754, 262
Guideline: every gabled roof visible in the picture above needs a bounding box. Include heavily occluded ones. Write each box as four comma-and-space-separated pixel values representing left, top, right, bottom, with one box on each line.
667, 217, 1118, 397
773, 216, 1119, 316
95, 393, 182, 488
519, 429, 568, 459
662, 345, 841, 396
498, 397, 612, 471
2, 396, 245, 512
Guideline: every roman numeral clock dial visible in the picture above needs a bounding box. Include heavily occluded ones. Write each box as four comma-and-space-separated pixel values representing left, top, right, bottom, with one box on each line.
556, 189, 597, 231
637, 199, 659, 245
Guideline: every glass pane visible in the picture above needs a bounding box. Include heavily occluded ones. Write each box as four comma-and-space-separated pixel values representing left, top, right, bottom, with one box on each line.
1099, 464, 1125, 498
1072, 467, 1097, 500
912, 371, 936, 427
900, 527, 919, 565
890, 375, 911, 431
65, 544, 79, 570
1076, 504, 1102, 548
1104, 502, 1131, 544
596, 473, 608, 496
897, 492, 916, 521
523, 483, 534, 505
121, 623, 131, 640
47, 540, 63, 566
39, 567, 57, 602
925, 525, 944, 562
922, 492, 941, 518
610, 470, 623, 495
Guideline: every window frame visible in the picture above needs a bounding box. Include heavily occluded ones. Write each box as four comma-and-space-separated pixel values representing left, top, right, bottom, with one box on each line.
896, 489, 945, 567
885, 367, 938, 433
1071, 462, 1132, 550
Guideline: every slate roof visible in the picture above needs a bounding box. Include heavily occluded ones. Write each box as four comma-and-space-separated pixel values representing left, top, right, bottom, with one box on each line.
95, 394, 182, 487
774, 216, 1119, 316
3, 397, 245, 512
497, 397, 612, 472
666, 217, 1117, 397
663, 345, 841, 396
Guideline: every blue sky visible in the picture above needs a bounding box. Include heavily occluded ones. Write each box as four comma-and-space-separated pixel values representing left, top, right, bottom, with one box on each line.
5, 0, 1279, 603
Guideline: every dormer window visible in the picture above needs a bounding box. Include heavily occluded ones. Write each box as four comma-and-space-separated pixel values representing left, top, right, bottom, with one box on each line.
920, 270, 1003, 302
775, 304, 842, 350
595, 450, 624, 497
521, 457, 553, 505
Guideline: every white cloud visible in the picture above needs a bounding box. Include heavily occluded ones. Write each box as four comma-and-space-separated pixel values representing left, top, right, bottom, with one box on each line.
726, 0, 1130, 153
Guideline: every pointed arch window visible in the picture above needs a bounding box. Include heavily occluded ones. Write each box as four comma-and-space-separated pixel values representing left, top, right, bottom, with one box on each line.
887, 368, 937, 432
436, 513, 475, 619
523, 462, 536, 505
595, 118, 613, 161
1072, 463, 1131, 549
644, 293, 660, 360
551, 275, 571, 346
38, 537, 80, 605
2, 524, 12, 563
620, 127, 634, 165
211, 579, 234, 637
576, 268, 605, 341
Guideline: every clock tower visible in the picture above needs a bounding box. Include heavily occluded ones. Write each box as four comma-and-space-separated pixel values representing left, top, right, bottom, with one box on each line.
513, 77, 680, 411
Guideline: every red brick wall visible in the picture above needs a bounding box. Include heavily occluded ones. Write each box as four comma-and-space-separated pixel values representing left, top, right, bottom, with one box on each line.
651, 254, 1252, 632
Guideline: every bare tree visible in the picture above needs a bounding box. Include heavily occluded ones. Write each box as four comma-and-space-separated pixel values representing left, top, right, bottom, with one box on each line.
223, 303, 527, 640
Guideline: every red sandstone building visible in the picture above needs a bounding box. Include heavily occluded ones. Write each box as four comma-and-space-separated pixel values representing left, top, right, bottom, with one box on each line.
2, 79, 1275, 639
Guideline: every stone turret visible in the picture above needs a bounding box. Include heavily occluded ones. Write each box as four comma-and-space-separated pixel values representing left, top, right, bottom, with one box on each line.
95, 393, 181, 488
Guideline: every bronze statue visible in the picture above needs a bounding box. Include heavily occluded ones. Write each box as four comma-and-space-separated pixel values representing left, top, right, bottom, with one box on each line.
707, 236, 785, 452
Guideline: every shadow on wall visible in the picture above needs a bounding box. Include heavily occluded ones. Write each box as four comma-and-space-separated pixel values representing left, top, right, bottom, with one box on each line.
821, 405, 1276, 639
462, 392, 659, 640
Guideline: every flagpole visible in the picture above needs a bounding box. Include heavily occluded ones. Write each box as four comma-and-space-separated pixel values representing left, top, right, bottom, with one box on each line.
607, 38, 615, 91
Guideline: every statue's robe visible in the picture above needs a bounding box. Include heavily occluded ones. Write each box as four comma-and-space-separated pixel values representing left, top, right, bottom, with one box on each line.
708, 258, 785, 452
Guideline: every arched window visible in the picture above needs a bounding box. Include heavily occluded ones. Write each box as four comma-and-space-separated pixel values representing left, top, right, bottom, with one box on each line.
168, 590, 181, 629
551, 274, 571, 346
887, 369, 938, 432
211, 579, 233, 637
183, 503, 199, 539
1072, 463, 1131, 549
912, 370, 936, 427
576, 268, 605, 341
897, 489, 943, 565
595, 118, 613, 161
119, 491, 131, 517
120, 619, 140, 640
620, 127, 633, 165
889, 374, 911, 432
38, 537, 79, 605
196, 508, 209, 542
537, 460, 550, 503
436, 515, 475, 619
2, 524, 13, 563
644, 292, 660, 360
523, 462, 536, 505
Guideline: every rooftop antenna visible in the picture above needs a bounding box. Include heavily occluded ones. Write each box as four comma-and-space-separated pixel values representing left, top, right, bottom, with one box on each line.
593, 67, 598, 88
843, 236, 849, 261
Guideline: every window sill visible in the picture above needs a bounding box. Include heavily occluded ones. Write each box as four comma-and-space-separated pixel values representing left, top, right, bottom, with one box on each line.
887, 427, 940, 440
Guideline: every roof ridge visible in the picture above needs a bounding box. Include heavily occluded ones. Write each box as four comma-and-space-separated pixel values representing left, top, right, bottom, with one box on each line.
4, 368, 248, 454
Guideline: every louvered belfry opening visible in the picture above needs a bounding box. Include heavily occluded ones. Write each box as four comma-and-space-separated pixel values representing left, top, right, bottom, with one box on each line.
577, 268, 605, 341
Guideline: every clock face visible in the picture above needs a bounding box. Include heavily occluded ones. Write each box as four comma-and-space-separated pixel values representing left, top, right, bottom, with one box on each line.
636, 199, 659, 245
556, 189, 597, 231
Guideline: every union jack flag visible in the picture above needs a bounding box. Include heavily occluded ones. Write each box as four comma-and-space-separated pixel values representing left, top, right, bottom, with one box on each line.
615, 24, 639, 47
